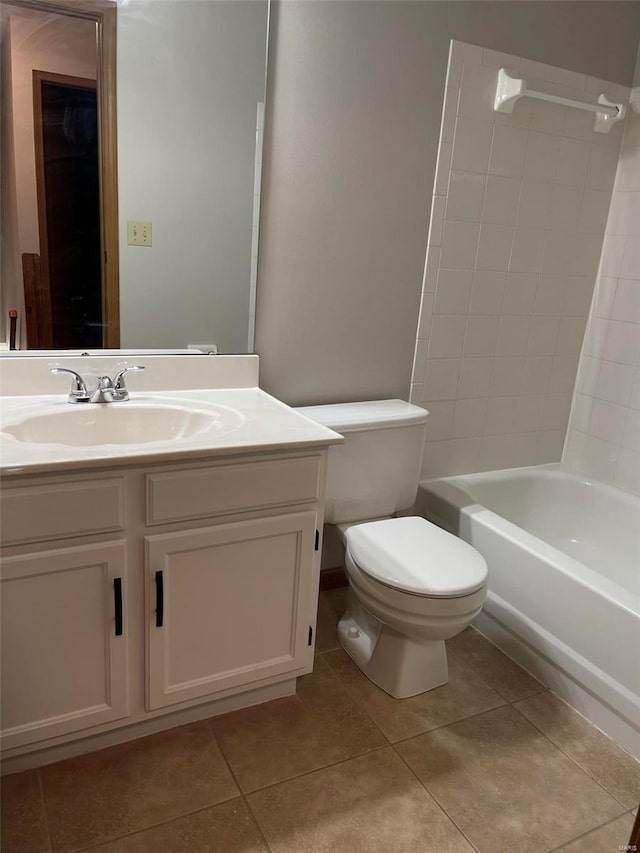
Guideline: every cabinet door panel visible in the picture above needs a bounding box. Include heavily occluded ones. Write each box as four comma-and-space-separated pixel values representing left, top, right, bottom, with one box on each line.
1, 542, 129, 750
146, 512, 317, 710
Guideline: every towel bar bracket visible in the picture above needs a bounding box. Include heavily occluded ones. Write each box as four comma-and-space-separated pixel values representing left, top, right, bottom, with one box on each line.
494, 68, 626, 134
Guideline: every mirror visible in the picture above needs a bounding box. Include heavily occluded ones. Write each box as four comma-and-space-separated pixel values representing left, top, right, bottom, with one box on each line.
0, 0, 269, 354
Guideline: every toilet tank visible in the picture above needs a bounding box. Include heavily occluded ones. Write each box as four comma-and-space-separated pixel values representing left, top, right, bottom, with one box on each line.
295, 400, 428, 524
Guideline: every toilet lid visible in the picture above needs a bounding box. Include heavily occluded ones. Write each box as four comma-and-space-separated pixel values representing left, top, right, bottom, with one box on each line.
346, 516, 488, 598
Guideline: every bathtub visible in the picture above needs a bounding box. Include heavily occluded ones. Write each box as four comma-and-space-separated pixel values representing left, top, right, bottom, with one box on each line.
417, 465, 640, 758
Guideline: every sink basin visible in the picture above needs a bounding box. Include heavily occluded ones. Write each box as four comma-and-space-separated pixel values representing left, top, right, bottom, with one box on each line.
3, 402, 244, 446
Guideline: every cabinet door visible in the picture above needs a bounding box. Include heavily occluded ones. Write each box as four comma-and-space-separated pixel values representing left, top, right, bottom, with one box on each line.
146, 512, 317, 710
1, 542, 129, 750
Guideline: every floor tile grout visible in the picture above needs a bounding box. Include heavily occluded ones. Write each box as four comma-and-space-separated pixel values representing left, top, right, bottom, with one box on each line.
389, 742, 483, 853
70, 794, 244, 853
44, 692, 635, 853
319, 638, 611, 847
322, 634, 546, 708
455, 625, 548, 693
318, 612, 634, 851
8, 600, 637, 853
510, 698, 637, 812
320, 646, 526, 748
386, 702, 509, 748
546, 808, 637, 852
445, 644, 547, 704
210, 650, 393, 799
205, 716, 243, 796
204, 718, 275, 853
47, 715, 247, 853
240, 743, 391, 797
317, 649, 395, 745
242, 793, 275, 853
36, 766, 54, 853
389, 712, 633, 853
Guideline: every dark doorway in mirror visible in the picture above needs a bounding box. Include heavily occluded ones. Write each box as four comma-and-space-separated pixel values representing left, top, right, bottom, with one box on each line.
34, 72, 102, 348
1, 0, 119, 350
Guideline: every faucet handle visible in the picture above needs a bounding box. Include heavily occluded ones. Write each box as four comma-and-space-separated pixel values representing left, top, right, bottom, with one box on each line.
112, 365, 145, 400
50, 368, 90, 403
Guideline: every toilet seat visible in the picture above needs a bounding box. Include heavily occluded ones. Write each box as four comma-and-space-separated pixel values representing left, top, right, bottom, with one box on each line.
345, 516, 488, 598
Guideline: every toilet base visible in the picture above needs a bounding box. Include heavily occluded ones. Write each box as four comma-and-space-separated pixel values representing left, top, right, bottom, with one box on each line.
337, 598, 449, 699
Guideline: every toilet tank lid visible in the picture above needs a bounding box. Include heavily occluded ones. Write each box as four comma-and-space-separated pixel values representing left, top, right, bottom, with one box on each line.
294, 400, 428, 432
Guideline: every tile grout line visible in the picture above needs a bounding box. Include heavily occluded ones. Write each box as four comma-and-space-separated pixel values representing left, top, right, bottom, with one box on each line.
319, 639, 604, 845
546, 807, 637, 852
36, 767, 55, 853
65, 719, 252, 853
70, 795, 244, 853
242, 793, 276, 853
441, 643, 547, 704
387, 702, 509, 749
510, 699, 637, 812
204, 718, 275, 853
390, 702, 632, 853
322, 618, 547, 708
447, 626, 547, 699
320, 621, 634, 846
302, 617, 634, 814
34, 656, 390, 853
239, 743, 391, 797
321, 647, 544, 749
317, 648, 394, 746
389, 740, 482, 853
324, 641, 545, 748
29, 608, 635, 853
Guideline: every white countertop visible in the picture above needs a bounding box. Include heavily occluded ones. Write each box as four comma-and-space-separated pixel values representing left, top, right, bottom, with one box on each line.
0, 387, 343, 476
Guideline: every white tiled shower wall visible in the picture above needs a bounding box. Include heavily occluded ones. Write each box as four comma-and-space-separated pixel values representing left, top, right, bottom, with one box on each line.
562, 96, 640, 496
411, 40, 630, 479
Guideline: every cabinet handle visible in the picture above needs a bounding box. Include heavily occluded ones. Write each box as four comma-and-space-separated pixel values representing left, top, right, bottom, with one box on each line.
155, 570, 164, 628
114, 577, 123, 636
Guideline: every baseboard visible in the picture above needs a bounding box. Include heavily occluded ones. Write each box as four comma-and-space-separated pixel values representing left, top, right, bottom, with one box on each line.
319, 566, 347, 591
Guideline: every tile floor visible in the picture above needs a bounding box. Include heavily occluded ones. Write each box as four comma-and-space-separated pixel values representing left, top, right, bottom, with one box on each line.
2, 586, 638, 853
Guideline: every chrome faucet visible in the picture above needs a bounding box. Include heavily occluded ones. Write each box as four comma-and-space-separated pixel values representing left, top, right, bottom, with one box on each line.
51, 366, 145, 403
50, 368, 90, 403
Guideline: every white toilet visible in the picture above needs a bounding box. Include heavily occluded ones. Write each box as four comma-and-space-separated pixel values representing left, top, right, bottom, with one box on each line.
296, 399, 488, 699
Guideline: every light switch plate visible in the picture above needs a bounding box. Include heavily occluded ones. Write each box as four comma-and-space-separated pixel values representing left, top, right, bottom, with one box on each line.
127, 220, 152, 246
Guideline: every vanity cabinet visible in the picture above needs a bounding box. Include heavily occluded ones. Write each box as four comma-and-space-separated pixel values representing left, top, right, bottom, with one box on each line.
0, 447, 327, 765
0, 541, 129, 751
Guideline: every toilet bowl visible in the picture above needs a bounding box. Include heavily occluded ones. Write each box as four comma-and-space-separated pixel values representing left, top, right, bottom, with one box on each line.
294, 399, 489, 699
337, 516, 487, 698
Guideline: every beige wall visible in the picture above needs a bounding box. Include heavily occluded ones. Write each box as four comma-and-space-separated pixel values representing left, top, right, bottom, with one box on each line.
255, 1, 640, 406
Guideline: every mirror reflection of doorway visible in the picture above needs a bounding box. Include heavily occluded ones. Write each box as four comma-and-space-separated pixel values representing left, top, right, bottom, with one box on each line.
33, 71, 102, 348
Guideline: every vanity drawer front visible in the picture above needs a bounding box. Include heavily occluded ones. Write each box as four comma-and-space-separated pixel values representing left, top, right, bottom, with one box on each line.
146, 454, 323, 525
1, 478, 125, 546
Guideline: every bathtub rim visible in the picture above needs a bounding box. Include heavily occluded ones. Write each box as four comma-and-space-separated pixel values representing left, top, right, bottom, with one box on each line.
419, 466, 640, 617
